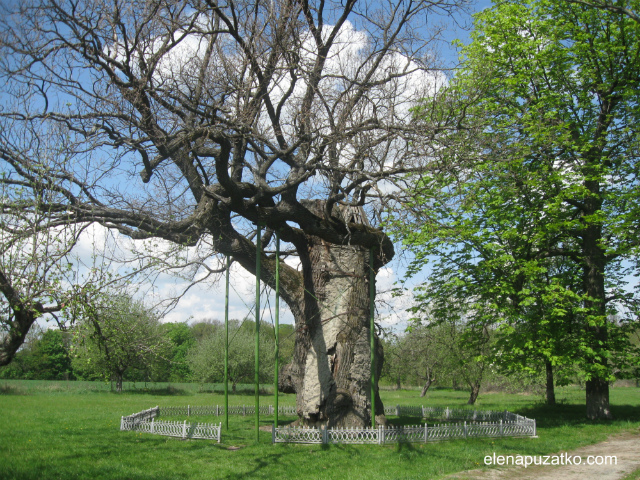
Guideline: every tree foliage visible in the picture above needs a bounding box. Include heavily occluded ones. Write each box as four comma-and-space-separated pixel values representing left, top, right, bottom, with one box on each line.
71, 293, 170, 391
397, 0, 640, 418
187, 319, 277, 392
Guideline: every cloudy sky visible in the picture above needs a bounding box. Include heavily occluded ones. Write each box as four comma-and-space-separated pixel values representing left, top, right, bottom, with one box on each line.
67, 223, 417, 333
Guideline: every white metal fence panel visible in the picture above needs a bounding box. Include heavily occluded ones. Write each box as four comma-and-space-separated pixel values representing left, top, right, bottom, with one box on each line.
328, 427, 381, 444
272, 426, 323, 444
120, 408, 221, 442
382, 425, 426, 443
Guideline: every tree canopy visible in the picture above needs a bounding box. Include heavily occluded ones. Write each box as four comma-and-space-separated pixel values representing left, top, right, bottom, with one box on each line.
397, 0, 640, 419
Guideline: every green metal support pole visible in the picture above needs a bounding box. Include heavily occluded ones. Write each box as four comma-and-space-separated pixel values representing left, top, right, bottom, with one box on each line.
225, 255, 230, 430
369, 248, 376, 428
255, 224, 262, 442
274, 233, 280, 429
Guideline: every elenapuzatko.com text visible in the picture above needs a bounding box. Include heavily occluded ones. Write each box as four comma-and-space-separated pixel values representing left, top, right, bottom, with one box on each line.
484, 452, 617, 468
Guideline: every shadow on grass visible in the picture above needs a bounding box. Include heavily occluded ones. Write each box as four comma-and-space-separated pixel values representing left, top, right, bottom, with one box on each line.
113, 385, 192, 396
517, 402, 640, 429
0, 383, 27, 395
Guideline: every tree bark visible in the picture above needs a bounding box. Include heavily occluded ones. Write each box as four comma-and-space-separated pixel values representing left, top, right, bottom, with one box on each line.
545, 360, 556, 406
279, 210, 386, 428
420, 378, 435, 397
581, 177, 612, 420
420, 367, 436, 397
586, 377, 611, 420
467, 382, 480, 405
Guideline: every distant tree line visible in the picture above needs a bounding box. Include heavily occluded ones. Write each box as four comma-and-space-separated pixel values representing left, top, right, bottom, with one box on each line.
2, 291, 637, 403
379, 314, 640, 404
0, 293, 295, 391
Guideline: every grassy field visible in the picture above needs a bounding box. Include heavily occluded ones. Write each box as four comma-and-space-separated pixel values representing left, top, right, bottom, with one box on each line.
1, 381, 639, 480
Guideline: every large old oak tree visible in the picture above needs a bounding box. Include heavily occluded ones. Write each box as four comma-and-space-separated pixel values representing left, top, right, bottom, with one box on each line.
0, 0, 461, 427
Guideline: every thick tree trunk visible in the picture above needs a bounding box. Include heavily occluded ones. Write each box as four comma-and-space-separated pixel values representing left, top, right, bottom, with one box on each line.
115, 372, 123, 393
586, 377, 611, 420
545, 360, 556, 406
279, 228, 385, 428
582, 190, 612, 420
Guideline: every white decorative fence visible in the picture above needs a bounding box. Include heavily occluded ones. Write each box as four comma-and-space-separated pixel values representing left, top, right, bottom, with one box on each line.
273, 419, 536, 444
120, 405, 536, 445
273, 408, 537, 445
156, 404, 297, 417
120, 406, 221, 442
383, 405, 520, 422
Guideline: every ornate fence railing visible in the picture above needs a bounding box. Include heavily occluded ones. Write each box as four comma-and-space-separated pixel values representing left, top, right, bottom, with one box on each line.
273, 417, 537, 445
120, 405, 536, 445
383, 405, 519, 423
120, 406, 221, 442
155, 405, 297, 417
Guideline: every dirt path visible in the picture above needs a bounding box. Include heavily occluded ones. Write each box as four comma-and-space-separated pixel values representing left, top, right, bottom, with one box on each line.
446, 431, 640, 480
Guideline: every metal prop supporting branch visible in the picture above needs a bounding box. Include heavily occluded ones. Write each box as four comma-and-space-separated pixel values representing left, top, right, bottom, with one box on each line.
274, 233, 280, 429
255, 224, 262, 442
369, 248, 376, 428
225, 255, 230, 431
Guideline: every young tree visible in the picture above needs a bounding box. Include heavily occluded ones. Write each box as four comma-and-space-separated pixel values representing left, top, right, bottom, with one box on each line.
188, 319, 276, 392
401, 0, 640, 418
72, 293, 170, 391
154, 322, 196, 382
393, 324, 459, 396
0, 0, 466, 426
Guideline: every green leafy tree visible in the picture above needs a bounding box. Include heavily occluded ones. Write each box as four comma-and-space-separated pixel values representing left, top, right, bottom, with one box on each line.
187, 319, 275, 393
30, 329, 73, 380
72, 293, 170, 391
380, 334, 407, 390
401, 0, 640, 418
153, 322, 195, 382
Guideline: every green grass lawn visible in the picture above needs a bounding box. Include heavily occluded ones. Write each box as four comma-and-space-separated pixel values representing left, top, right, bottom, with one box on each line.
1, 381, 639, 480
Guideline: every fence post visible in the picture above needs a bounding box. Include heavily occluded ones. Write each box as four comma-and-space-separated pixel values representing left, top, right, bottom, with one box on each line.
322, 426, 328, 444
533, 419, 537, 437
379, 425, 384, 445
120, 416, 124, 431
424, 423, 428, 442
464, 421, 467, 439
243, 405, 246, 416
445, 407, 450, 420
188, 405, 190, 417
272, 424, 276, 444
183, 420, 187, 439
500, 419, 503, 437
396, 404, 400, 416
151, 418, 155, 434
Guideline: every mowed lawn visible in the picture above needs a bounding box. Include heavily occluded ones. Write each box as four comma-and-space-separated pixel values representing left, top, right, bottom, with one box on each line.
1, 381, 639, 480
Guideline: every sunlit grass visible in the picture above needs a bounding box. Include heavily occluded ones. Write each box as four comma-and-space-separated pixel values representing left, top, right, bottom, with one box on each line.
1, 381, 639, 480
